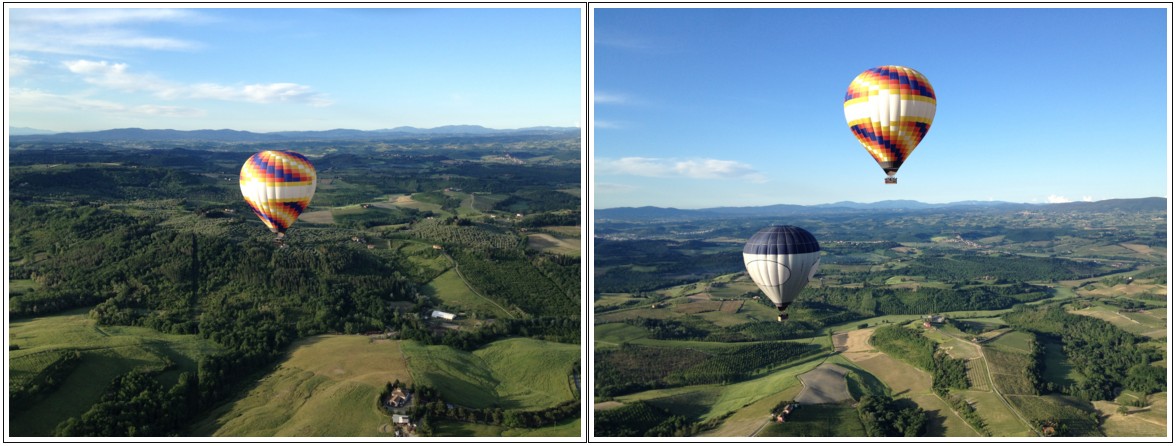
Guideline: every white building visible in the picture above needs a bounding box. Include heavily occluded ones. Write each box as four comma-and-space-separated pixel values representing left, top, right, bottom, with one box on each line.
430, 310, 457, 320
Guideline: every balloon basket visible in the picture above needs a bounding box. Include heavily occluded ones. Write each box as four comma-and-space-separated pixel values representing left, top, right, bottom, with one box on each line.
884, 177, 897, 184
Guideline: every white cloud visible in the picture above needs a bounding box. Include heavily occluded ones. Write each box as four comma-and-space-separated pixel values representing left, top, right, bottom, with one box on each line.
10, 87, 203, 117
8, 55, 38, 76
597, 157, 766, 182
594, 92, 630, 104
1082, 196, 1094, 202
1046, 194, 1071, 203
64, 59, 332, 106
593, 120, 623, 129
10, 8, 205, 55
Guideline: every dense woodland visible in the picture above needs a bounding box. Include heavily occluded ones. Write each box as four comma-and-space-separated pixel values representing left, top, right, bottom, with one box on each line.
1003, 305, 1166, 400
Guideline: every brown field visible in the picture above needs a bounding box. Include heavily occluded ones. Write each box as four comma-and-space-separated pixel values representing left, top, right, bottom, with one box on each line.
795, 364, 852, 404
719, 301, 743, 314
833, 328, 881, 360
299, 209, 334, 225
1093, 400, 1167, 437
674, 300, 722, 314
965, 358, 989, 391
526, 233, 579, 256
594, 401, 625, 411
1119, 243, 1154, 255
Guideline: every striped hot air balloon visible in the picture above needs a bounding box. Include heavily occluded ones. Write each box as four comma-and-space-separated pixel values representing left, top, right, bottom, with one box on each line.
843, 65, 936, 184
239, 150, 317, 237
743, 225, 821, 322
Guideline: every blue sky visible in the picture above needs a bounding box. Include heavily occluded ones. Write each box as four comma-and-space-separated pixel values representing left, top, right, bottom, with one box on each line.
592, 7, 1170, 208
8, 7, 582, 132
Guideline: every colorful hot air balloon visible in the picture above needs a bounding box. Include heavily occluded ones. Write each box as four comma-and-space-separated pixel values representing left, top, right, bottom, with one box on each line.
743, 225, 821, 322
239, 150, 317, 238
843, 65, 936, 184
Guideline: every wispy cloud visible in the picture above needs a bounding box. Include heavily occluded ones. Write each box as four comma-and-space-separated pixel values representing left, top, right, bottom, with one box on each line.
593, 119, 624, 129
64, 59, 332, 106
594, 92, 631, 105
595, 183, 637, 193
597, 157, 766, 182
10, 88, 204, 117
10, 8, 206, 55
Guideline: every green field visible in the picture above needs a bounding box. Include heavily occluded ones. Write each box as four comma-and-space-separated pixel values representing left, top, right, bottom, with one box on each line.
434, 418, 580, 437
9, 308, 221, 436
757, 404, 866, 437
191, 335, 412, 436
424, 269, 512, 319
8, 278, 38, 296
402, 338, 578, 410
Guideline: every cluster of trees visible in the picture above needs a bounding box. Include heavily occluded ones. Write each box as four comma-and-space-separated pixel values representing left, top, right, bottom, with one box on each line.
856, 394, 926, 437
520, 210, 579, 228
593, 239, 743, 293
906, 254, 1122, 282
942, 393, 989, 435
492, 187, 579, 214
664, 342, 820, 386
1004, 305, 1165, 400
871, 326, 968, 393
408, 218, 523, 251
594, 401, 698, 437
55, 369, 200, 436
595, 341, 818, 397
449, 249, 577, 317
806, 282, 1053, 317
406, 385, 578, 434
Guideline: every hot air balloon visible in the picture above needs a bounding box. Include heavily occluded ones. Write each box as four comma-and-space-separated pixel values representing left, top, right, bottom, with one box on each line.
743, 225, 821, 322
843, 65, 936, 184
239, 150, 317, 240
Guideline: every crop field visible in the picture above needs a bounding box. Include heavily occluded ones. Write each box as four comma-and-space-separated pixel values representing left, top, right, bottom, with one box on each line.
955, 390, 1032, 436
526, 232, 580, 256
756, 404, 866, 437
964, 358, 990, 391
985, 330, 1035, 355
1006, 394, 1101, 436
1039, 338, 1080, 390
982, 346, 1038, 396
593, 323, 651, 347
425, 269, 513, 319
433, 418, 580, 437
402, 338, 577, 410
9, 308, 222, 436
1093, 400, 1166, 437
1071, 306, 1166, 339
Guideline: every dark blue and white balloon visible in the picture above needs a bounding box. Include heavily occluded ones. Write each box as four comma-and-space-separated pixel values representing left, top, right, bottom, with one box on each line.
742, 225, 821, 322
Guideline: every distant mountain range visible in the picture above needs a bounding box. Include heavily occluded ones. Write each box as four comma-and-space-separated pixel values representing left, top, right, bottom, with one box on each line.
8, 125, 579, 143
595, 197, 1167, 220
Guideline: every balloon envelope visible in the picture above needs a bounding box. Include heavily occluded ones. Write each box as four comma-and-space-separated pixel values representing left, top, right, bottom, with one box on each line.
239, 150, 317, 235
743, 225, 821, 310
843, 65, 936, 178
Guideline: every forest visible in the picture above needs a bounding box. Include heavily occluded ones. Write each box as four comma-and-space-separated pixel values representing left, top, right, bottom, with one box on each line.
9, 141, 581, 437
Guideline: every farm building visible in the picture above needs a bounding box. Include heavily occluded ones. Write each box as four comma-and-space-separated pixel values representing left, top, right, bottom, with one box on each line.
392, 414, 411, 425
430, 310, 457, 320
